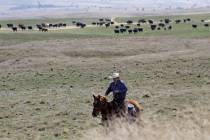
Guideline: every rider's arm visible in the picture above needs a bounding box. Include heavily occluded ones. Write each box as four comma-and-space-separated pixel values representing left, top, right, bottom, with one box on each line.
105, 83, 112, 96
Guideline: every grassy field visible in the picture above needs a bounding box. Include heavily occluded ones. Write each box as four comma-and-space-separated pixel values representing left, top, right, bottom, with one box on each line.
0, 13, 210, 140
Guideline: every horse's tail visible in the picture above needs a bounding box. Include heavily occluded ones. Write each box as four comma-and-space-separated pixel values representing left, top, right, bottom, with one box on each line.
127, 99, 144, 111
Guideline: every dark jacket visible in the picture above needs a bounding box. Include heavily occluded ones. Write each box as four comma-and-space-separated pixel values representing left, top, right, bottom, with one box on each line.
105, 80, 127, 104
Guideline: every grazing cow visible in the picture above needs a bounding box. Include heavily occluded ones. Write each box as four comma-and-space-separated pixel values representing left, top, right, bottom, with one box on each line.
138, 28, 143, 32
105, 18, 111, 22
72, 21, 76, 24
49, 24, 53, 28
105, 23, 110, 28
99, 18, 104, 22
148, 20, 153, 24
36, 24, 43, 31
175, 19, 181, 24
115, 26, 119, 29
187, 18, 191, 22
204, 23, 209, 27
18, 24, 26, 30
92, 22, 96, 25
192, 24, 198, 29
12, 27, 17, 32
120, 24, 124, 27
157, 27, 161, 30
158, 23, 165, 27
42, 28, 48, 32
80, 23, 86, 28
128, 29, 133, 34
183, 19, 187, 23
7, 24, 13, 28
125, 26, 130, 29
0, 24, 1, 29
150, 24, 157, 30
63, 24, 67, 27
28, 26, 33, 30
99, 22, 104, 26
138, 19, 146, 23
168, 25, 172, 30
120, 28, 126, 33
164, 19, 171, 24
110, 21, 114, 25
114, 29, 120, 34
137, 23, 141, 26
201, 19, 205, 22
133, 28, 138, 34
127, 20, 133, 24
53, 24, 58, 28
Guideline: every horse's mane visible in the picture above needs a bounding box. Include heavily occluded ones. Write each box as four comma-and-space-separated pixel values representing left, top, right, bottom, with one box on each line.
98, 95, 108, 102
127, 99, 144, 111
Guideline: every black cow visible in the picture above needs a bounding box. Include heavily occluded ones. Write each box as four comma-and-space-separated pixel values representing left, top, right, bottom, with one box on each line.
120, 24, 124, 27
7, 24, 13, 28
138, 28, 143, 32
133, 28, 138, 34
175, 19, 181, 24
114, 29, 120, 34
18, 24, 26, 30
150, 24, 157, 30
110, 21, 114, 25
28, 26, 33, 30
105, 23, 110, 28
192, 24, 198, 29
127, 20, 133, 24
115, 26, 119, 29
148, 20, 154, 24
157, 27, 161, 30
158, 23, 165, 27
42, 28, 48, 32
125, 26, 130, 29
72, 21, 76, 24
12, 27, 17, 32
120, 28, 126, 33
92, 22, 96, 25
204, 23, 209, 27
164, 19, 171, 24
128, 29, 133, 34
137, 23, 141, 26
0, 24, 1, 29
168, 25, 172, 30
49, 24, 53, 28
201, 19, 205, 22
138, 19, 146, 23
36, 24, 43, 31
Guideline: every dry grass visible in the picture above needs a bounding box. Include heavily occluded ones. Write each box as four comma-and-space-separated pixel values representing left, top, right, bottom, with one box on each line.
0, 32, 210, 140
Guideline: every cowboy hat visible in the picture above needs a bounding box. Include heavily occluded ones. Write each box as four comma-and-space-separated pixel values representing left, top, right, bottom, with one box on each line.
109, 72, 120, 79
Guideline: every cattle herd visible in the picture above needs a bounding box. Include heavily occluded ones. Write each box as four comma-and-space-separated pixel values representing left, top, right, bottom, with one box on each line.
0, 17, 209, 33
0, 22, 68, 32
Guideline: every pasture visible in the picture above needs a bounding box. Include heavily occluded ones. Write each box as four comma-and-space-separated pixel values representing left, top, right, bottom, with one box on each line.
0, 13, 210, 140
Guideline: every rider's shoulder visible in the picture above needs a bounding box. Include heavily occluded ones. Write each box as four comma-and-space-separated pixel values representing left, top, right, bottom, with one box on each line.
120, 80, 125, 83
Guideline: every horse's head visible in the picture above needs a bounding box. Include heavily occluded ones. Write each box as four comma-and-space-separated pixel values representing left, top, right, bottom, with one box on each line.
92, 94, 108, 117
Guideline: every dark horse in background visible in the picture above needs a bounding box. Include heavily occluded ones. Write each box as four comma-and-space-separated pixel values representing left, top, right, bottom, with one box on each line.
92, 95, 143, 124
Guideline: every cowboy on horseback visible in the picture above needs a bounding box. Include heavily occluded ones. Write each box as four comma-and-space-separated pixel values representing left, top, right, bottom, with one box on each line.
105, 72, 128, 115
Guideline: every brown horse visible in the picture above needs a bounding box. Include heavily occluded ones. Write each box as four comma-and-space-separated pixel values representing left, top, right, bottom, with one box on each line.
92, 95, 143, 123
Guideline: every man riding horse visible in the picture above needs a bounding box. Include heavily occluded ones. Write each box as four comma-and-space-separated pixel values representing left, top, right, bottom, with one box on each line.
105, 72, 127, 115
